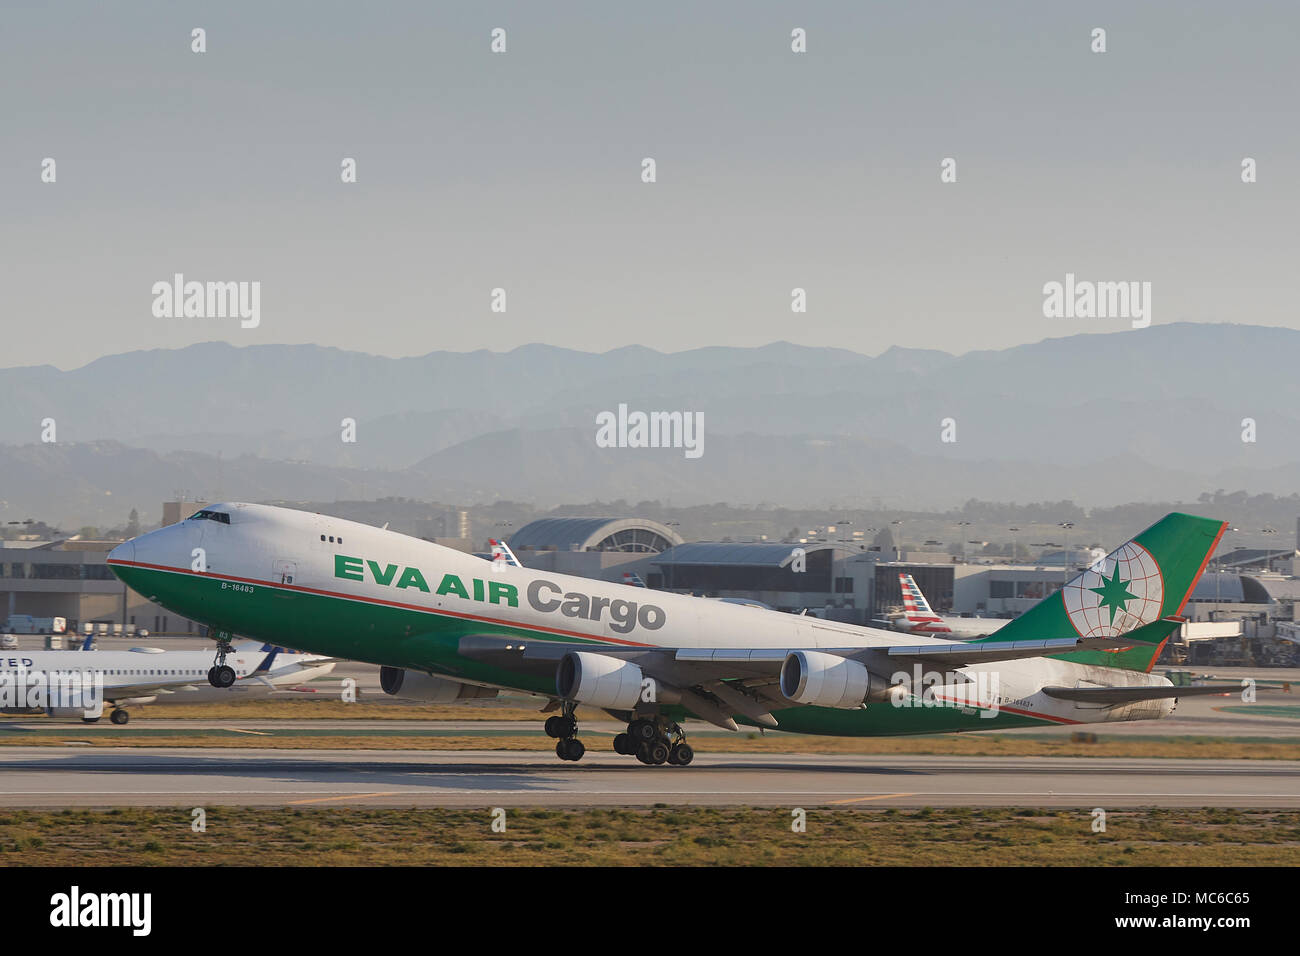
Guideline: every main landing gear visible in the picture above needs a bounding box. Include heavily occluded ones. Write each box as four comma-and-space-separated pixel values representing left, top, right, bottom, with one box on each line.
613, 716, 693, 766
545, 701, 585, 761
207, 639, 236, 688
544, 706, 695, 766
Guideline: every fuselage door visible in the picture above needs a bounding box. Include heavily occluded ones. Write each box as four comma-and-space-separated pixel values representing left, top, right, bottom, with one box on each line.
272, 559, 299, 586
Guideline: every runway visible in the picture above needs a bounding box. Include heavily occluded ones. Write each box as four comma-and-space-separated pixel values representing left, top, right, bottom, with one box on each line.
0, 748, 1297, 808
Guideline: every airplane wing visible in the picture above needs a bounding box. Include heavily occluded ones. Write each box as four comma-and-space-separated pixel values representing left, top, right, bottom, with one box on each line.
906, 615, 1183, 668
455, 632, 1167, 731
882, 636, 1139, 667
1041, 684, 1233, 703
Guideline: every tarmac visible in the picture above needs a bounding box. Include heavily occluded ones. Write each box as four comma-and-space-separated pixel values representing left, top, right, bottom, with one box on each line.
0, 748, 1297, 808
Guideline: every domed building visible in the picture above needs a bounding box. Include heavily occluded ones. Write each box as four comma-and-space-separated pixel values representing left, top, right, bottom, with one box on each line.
505, 516, 684, 582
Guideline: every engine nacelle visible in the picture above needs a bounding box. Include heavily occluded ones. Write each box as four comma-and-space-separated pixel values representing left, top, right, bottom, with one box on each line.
379, 666, 498, 703
780, 650, 901, 709
555, 651, 645, 709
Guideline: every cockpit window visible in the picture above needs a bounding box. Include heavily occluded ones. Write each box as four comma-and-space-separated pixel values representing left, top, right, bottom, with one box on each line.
189, 510, 230, 524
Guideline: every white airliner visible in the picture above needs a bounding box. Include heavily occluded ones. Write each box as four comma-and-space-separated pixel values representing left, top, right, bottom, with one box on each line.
893, 572, 1010, 638
106, 504, 1228, 765
0, 640, 335, 724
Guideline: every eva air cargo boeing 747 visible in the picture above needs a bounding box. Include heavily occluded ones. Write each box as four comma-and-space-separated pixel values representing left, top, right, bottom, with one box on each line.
107, 505, 1228, 766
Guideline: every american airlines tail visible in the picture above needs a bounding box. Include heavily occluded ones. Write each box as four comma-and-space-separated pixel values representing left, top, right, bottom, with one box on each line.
898, 572, 951, 634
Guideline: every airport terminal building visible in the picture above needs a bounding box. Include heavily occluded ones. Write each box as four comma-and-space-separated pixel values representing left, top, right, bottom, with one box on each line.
1, 501, 214, 637
0, 537, 197, 636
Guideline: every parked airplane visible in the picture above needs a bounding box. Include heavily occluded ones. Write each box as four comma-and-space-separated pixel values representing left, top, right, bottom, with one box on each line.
488, 538, 521, 568
0, 640, 335, 724
893, 572, 1010, 638
106, 505, 1227, 765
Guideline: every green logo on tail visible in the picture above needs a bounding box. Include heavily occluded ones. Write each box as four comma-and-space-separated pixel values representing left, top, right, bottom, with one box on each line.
1090, 565, 1139, 625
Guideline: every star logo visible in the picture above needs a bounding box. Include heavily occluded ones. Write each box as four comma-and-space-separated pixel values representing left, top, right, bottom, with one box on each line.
1062, 540, 1163, 638
1088, 565, 1138, 625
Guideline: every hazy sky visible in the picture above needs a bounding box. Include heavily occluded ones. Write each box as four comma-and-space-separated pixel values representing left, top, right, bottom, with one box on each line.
3, 0, 1296, 370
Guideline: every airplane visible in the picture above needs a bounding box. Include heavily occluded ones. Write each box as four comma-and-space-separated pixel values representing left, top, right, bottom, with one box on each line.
106, 504, 1230, 766
488, 538, 521, 568
0, 639, 336, 724
892, 572, 1010, 638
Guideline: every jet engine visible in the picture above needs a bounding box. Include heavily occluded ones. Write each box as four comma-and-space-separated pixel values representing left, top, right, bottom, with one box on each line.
555, 651, 644, 709
779, 649, 902, 709
379, 667, 498, 702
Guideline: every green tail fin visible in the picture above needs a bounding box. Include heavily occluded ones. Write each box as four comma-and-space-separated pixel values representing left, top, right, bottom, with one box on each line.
975, 512, 1226, 672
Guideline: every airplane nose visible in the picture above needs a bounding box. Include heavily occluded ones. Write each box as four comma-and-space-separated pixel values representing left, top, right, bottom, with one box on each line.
108, 540, 136, 565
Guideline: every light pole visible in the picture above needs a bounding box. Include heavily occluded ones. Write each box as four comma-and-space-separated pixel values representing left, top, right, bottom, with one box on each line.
1059, 521, 1075, 587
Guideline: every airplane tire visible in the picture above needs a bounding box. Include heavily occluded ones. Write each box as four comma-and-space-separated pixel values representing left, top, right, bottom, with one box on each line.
211, 665, 236, 688
544, 715, 564, 738
647, 741, 670, 765
110, 709, 129, 725
556, 738, 585, 761
612, 733, 632, 755
628, 719, 657, 742
670, 743, 693, 766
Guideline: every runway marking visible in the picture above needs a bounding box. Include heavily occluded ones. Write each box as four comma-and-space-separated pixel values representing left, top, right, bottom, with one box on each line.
226, 728, 271, 736
288, 791, 403, 805
829, 792, 917, 805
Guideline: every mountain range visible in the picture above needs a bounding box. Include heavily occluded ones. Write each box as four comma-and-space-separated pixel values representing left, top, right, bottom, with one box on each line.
2, 322, 1297, 527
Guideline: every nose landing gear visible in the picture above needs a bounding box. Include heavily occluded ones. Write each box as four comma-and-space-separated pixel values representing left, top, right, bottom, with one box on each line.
207, 639, 236, 688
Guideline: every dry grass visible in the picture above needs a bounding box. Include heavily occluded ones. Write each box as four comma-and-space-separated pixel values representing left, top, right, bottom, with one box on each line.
1, 806, 1297, 866
7, 731, 1299, 760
